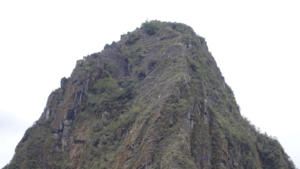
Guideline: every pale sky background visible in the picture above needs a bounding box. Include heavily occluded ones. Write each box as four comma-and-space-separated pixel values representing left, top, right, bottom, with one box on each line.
0, 0, 299, 168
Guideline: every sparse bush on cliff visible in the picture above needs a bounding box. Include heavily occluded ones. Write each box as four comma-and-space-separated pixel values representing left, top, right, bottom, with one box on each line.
141, 21, 159, 35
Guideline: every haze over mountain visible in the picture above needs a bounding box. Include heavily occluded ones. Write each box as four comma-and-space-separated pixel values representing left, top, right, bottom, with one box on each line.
3, 21, 295, 169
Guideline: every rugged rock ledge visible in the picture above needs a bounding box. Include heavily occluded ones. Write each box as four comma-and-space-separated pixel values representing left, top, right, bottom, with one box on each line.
4, 21, 295, 169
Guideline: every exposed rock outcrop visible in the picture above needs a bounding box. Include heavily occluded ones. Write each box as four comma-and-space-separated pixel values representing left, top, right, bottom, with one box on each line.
4, 21, 295, 169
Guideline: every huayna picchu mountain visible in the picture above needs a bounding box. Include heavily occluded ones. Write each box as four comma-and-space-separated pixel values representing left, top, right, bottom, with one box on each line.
4, 21, 295, 169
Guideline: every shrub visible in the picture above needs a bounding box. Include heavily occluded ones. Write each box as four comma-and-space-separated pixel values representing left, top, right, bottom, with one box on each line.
125, 33, 140, 45
141, 21, 159, 35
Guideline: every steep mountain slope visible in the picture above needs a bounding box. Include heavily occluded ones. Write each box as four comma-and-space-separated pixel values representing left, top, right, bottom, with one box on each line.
4, 21, 295, 169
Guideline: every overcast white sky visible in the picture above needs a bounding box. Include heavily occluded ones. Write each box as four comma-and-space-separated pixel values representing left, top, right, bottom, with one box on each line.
0, 0, 299, 168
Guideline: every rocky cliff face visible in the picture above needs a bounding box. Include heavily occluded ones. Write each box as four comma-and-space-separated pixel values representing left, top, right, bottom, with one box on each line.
4, 21, 295, 169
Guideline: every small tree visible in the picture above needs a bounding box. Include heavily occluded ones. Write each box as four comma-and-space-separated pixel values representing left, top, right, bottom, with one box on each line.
141, 21, 159, 35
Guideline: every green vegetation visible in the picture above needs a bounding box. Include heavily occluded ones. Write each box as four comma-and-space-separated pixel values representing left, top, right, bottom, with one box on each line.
125, 33, 140, 45
90, 77, 123, 98
5, 21, 295, 169
141, 21, 159, 35
5, 121, 65, 169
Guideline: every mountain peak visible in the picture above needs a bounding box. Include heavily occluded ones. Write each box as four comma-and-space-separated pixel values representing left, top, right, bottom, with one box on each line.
4, 21, 295, 169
